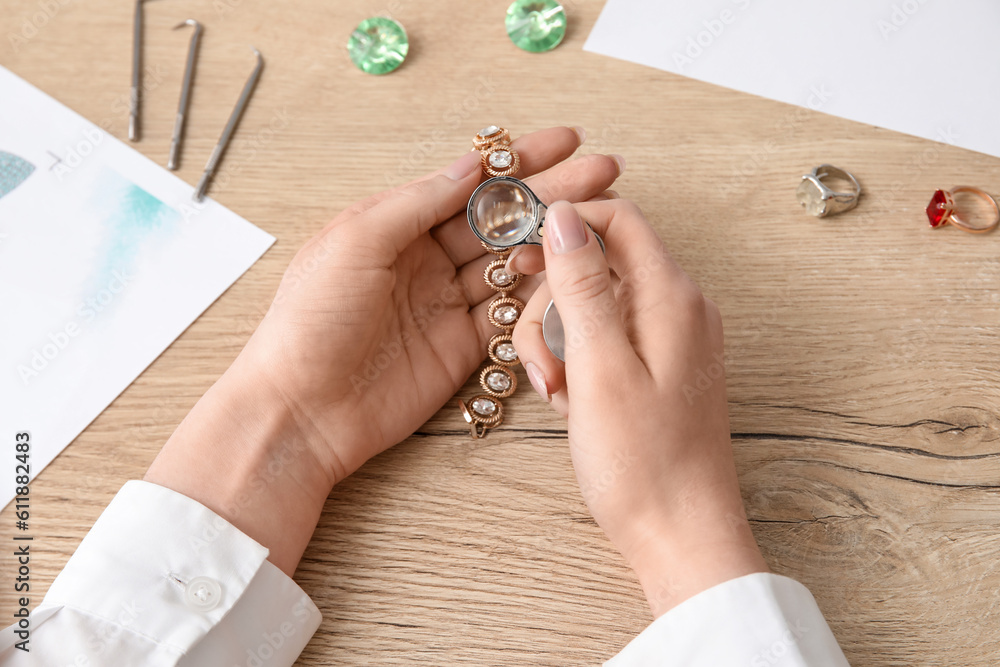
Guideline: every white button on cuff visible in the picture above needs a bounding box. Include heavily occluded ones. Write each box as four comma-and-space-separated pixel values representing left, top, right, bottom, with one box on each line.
184, 576, 222, 612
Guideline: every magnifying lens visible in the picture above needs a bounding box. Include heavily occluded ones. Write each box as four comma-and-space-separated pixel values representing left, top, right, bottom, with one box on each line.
468, 177, 604, 362
468, 176, 546, 247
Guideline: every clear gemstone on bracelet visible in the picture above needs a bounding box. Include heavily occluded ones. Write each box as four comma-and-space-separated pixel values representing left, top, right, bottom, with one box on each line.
494, 304, 519, 325
495, 342, 517, 362
486, 371, 512, 392
479, 125, 501, 137
472, 397, 497, 416
491, 267, 514, 286
489, 150, 513, 169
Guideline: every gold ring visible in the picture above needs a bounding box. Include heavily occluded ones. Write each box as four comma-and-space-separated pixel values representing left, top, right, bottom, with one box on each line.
926, 187, 1000, 233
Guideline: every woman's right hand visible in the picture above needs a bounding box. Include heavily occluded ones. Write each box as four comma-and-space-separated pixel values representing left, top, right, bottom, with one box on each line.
510, 199, 769, 617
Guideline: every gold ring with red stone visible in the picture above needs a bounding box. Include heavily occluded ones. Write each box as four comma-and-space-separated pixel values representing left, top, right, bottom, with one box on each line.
926, 187, 1000, 233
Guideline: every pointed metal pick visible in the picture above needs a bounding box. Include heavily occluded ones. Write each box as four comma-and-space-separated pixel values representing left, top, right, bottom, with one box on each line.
167, 20, 202, 170
129, 0, 143, 141
193, 47, 264, 201
129, 0, 170, 142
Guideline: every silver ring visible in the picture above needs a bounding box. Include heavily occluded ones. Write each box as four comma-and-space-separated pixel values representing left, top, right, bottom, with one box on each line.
796, 165, 861, 218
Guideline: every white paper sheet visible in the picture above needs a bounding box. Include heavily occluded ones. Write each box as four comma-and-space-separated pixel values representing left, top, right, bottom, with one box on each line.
585, 0, 1000, 158
0, 66, 275, 508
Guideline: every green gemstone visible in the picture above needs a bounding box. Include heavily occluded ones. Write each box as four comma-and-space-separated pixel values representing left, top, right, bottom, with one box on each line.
348, 17, 409, 75
505, 0, 567, 53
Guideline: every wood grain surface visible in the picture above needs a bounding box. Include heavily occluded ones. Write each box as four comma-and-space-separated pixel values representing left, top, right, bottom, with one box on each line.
3, 1, 1000, 664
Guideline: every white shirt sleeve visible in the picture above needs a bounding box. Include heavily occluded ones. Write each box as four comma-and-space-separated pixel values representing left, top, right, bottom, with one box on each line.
605, 572, 850, 666
0, 480, 322, 666
0, 481, 847, 666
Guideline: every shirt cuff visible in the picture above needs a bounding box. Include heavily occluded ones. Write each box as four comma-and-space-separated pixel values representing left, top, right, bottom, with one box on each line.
40, 480, 321, 661
605, 572, 849, 666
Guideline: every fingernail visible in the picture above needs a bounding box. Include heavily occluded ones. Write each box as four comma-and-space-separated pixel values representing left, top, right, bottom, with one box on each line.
526, 362, 550, 402
604, 189, 620, 199
609, 154, 627, 175
442, 150, 482, 180
547, 202, 587, 255
572, 126, 587, 145
504, 246, 525, 274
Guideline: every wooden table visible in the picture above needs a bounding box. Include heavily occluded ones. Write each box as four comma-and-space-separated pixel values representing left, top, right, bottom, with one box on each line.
4, 1, 1000, 664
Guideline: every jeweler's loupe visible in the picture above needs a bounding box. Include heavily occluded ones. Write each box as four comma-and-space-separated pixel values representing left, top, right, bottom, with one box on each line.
468, 176, 546, 247
468, 176, 604, 362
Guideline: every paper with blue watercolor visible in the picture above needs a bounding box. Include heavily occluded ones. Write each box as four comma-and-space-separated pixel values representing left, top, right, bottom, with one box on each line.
0, 151, 34, 198
0, 66, 275, 508
585, 0, 1000, 159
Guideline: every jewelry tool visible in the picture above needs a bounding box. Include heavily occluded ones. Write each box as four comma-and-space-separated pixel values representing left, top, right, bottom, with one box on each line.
167, 19, 202, 171
193, 47, 264, 202
129, 0, 144, 141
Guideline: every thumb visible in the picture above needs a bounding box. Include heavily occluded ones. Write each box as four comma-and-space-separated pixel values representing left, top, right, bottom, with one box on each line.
361, 150, 482, 262
543, 201, 632, 367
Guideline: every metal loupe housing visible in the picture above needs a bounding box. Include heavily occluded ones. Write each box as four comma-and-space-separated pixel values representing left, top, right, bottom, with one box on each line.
468, 176, 605, 362
467, 177, 547, 248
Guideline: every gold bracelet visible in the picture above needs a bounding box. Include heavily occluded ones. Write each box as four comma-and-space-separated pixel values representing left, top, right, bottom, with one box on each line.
457, 125, 524, 438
